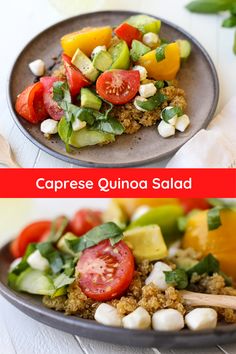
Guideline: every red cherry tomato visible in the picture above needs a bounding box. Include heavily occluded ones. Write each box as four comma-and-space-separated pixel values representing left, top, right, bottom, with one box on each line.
62, 54, 90, 97
15, 82, 48, 123
40, 76, 64, 120
77, 240, 135, 301
179, 198, 210, 214
69, 209, 102, 236
14, 220, 51, 257
114, 23, 142, 47
96, 69, 140, 105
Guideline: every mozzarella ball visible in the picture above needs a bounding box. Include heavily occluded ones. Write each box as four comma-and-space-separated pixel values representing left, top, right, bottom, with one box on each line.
134, 96, 148, 112
175, 114, 190, 132
27, 250, 49, 272
72, 118, 87, 131
29, 59, 45, 76
9, 257, 22, 272
143, 32, 159, 48
139, 83, 157, 98
132, 65, 147, 81
185, 308, 217, 331
145, 261, 172, 290
152, 309, 184, 331
40, 119, 58, 135
122, 307, 151, 329
95, 303, 123, 327
157, 120, 175, 138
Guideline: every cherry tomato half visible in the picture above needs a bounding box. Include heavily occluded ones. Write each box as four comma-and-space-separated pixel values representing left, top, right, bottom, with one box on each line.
69, 209, 102, 236
179, 198, 210, 214
62, 54, 90, 97
40, 76, 64, 120
114, 23, 142, 48
77, 240, 135, 301
96, 69, 140, 105
15, 82, 48, 123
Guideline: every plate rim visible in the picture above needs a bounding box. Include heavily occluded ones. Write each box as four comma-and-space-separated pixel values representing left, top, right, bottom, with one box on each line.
6, 10, 220, 168
1, 242, 236, 349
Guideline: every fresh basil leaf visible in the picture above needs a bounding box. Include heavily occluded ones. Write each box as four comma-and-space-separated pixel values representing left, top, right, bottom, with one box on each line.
9, 243, 37, 276
165, 269, 189, 289
187, 254, 220, 276
66, 222, 123, 253
58, 117, 73, 152
47, 216, 69, 243
162, 106, 183, 123
231, 2, 236, 14
109, 233, 123, 246
207, 206, 222, 230
136, 92, 167, 111
93, 117, 124, 135
155, 44, 167, 61
186, 0, 235, 13
53, 273, 75, 289
160, 38, 170, 45
36, 242, 64, 274
219, 271, 233, 286
222, 15, 236, 27
53, 81, 71, 103
154, 80, 165, 89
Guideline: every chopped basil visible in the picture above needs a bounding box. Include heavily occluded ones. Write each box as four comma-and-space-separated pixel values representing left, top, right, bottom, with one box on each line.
165, 269, 189, 289
93, 117, 124, 135
9, 243, 37, 276
53, 273, 75, 289
36, 242, 64, 274
207, 206, 222, 230
222, 15, 236, 27
136, 92, 167, 111
219, 271, 233, 286
57, 117, 73, 152
65, 222, 123, 253
187, 253, 220, 276
48, 216, 69, 243
53, 81, 71, 103
162, 106, 183, 123
186, 0, 235, 13
155, 44, 167, 62
154, 80, 165, 89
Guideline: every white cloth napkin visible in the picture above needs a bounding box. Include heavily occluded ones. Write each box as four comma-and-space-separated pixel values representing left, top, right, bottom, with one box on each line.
167, 97, 236, 168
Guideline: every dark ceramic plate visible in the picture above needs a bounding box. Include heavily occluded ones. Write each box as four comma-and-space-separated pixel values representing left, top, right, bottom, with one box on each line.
1, 243, 236, 349
7, 11, 219, 168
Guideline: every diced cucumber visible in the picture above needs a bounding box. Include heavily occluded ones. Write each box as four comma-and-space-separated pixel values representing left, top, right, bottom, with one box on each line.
72, 48, 99, 82
69, 127, 115, 148
81, 88, 102, 110
16, 268, 55, 295
130, 40, 151, 62
176, 39, 191, 59
93, 50, 113, 72
57, 232, 79, 256
126, 15, 161, 34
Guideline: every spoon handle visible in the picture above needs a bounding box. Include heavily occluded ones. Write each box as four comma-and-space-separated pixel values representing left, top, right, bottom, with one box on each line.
181, 290, 236, 310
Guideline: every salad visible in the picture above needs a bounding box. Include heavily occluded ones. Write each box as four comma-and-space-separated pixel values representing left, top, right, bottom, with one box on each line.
8, 198, 236, 332
15, 15, 191, 152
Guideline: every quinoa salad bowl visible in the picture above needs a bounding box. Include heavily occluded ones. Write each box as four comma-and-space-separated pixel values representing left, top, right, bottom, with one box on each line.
7, 11, 219, 167
1, 198, 236, 349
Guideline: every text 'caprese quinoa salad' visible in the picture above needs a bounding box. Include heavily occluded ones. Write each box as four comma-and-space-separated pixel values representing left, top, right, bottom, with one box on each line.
8, 198, 236, 332
15, 15, 191, 151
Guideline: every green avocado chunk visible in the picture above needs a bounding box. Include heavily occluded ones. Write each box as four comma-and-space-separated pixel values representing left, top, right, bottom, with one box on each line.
69, 127, 115, 148
93, 50, 113, 71
81, 88, 102, 110
126, 15, 161, 34
130, 40, 151, 62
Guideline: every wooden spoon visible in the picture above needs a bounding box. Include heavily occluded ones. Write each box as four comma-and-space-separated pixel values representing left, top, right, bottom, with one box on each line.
0, 134, 20, 168
181, 290, 236, 310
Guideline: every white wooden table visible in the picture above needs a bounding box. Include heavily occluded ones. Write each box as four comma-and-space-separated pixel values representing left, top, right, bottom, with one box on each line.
1, 198, 236, 354
0, 0, 235, 168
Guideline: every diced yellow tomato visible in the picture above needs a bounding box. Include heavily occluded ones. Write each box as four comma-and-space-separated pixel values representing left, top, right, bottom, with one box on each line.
61, 26, 112, 57
137, 43, 181, 80
182, 209, 236, 280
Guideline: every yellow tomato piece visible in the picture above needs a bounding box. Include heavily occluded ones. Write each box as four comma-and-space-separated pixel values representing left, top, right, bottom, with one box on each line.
61, 26, 112, 57
123, 225, 168, 263
182, 209, 236, 280
115, 198, 179, 217
138, 43, 181, 80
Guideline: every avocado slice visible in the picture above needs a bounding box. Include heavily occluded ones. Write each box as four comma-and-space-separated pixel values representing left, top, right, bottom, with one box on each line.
126, 15, 161, 34
93, 50, 113, 72
130, 40, 151, 62
81, 88, 102, 110
69, 127, 115, 148
72, 48, 99, 82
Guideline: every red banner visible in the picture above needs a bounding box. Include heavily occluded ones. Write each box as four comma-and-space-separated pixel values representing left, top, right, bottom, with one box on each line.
0, 168, 235, 198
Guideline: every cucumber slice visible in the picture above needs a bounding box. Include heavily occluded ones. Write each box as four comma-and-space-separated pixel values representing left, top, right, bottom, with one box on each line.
108, 40, 130, 69
69, 127, 115, 148
126, 15, 161, 34
176, 39, 191, 59
16, 268, 55, 295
